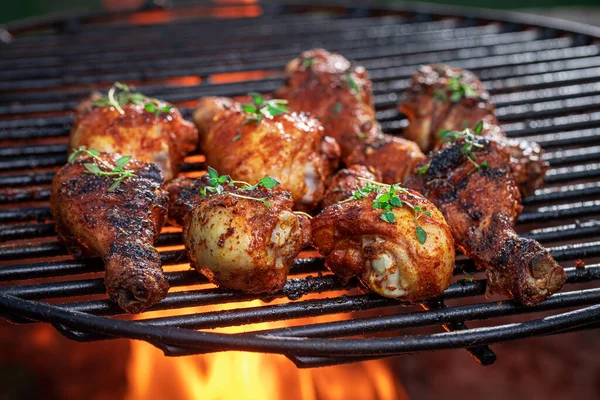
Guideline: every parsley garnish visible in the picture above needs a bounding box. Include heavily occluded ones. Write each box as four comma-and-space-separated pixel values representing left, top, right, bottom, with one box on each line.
68, 146, 136, 192
344, 178, 430, 244
200, 166, 280, 210
241, 92, 289, 126
92, 82, 172, 116
438, 122, 489, 175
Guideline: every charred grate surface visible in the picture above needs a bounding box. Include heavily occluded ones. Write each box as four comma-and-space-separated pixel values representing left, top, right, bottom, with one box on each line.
1, 1, 600, 368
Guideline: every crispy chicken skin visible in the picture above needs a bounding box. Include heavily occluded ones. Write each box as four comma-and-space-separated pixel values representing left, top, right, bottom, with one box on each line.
277, 49, 425, 184
312, 190, 455, 301
51, 152, 169, 313
405, 138, 566, 305
181, 184, 307, 293
322, 165, 380, 208
71, 96, 198, 181
193, 96, 340, 211
399, 64, 548, 196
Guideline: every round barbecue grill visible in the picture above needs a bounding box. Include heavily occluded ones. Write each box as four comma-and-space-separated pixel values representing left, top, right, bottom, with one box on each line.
1, 1, 600, 368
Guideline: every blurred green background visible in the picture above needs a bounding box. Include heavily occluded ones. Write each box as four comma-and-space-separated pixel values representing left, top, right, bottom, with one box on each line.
1, 0, 599, 24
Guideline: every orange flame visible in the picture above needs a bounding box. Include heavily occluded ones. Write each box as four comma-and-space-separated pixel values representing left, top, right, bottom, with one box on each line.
125, 300, 407, 400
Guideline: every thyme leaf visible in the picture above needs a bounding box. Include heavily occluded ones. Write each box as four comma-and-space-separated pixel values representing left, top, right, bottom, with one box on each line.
92, 82, 172, 116
69, 146, 136, 192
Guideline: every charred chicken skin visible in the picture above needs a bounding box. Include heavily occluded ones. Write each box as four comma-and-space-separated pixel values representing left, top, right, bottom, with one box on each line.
51, 151, 169, 313
399, 64, 548, 196
167, 171, 310, 294
71, 83, 198, 182
312, 184, 455, 302
277, 49, 425, 184
193, 95, 340, 211
405, 133, 566, 306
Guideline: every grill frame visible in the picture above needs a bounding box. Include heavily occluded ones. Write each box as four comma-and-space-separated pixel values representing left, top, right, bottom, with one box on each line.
1, 0, 600, 368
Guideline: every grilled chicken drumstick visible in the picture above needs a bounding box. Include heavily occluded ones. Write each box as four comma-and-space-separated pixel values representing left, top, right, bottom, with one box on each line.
405, 130, 566, 305
277, 49, 425, 184
399, 64, 548, 196
193, 94, 340, 211
322, 165, 381, 208
71, 82, 198, 182
312, 182, 455, 302
166, 170, 311, 294
51, 150, 169, 313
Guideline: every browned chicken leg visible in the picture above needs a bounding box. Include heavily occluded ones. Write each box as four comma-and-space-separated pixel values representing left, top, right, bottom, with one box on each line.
405, 131, 566, 305
193, 95, 340, 211
277, 49, 425, 184
71, 82, 198, 182
51, 150, 169, 313
399, 64, 548, 196
313, 183, 455, 302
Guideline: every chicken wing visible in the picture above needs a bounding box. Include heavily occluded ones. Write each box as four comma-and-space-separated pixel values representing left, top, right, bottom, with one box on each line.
399, 64, 548, 196
169, 171, 309, 293
51, 150, 169, 313
71, 82, 198, 181
193, 95, 340, 211
277, 49, 425, 184
405, 131, 566, 305
312, 184, 455, 302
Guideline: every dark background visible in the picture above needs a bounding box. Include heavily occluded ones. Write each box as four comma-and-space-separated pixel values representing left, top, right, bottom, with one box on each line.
1, 0, 600, 24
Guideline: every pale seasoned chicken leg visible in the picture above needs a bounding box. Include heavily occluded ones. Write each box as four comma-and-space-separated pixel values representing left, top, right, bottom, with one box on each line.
167, 172, 310, 294
51, 151, 169, 313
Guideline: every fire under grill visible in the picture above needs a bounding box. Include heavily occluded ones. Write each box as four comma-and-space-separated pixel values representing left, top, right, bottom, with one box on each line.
1, 1, 600, 368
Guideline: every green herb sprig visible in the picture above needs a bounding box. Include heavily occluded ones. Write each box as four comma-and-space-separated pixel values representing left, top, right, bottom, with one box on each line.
344, 178, 430, 244
241, 92, 289, 125
433, 74, 478, 103
200, 166, 280, 210
343, 73, 361, 99
456, 270, 474, 283
68, 146, 136, 192
92, 82, 172, 116
438, 121, 489, 175
301, 57, 314, 68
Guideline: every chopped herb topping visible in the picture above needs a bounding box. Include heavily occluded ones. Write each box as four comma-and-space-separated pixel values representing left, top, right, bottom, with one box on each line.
343, 73, 361, 99
357, 132, 368, 140
445, 74, 478, 103
438, 122, 489, 175
241, 92, 289, 127
200, 166, 280, 210
68, 146, 136, 192
332, 101, 343, 115
416, 161, 431, 175
91, 82, 172, 116
302, 57, 314, 68
344, 178, 430, 244
456, 270, 474, 283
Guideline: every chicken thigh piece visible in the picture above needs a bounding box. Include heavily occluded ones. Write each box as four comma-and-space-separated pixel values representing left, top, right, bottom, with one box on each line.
399, 65, 548, 196
277, 49, 425, 184
405, 131, 566, 306
193, 95, 340, 211
70, 82, 198, 181
51, 150, 169, 313
171, 171, 310, 294
312, 184, 455, 302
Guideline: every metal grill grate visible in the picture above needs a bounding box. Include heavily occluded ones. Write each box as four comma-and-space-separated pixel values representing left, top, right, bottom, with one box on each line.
1, 1, 600, 368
